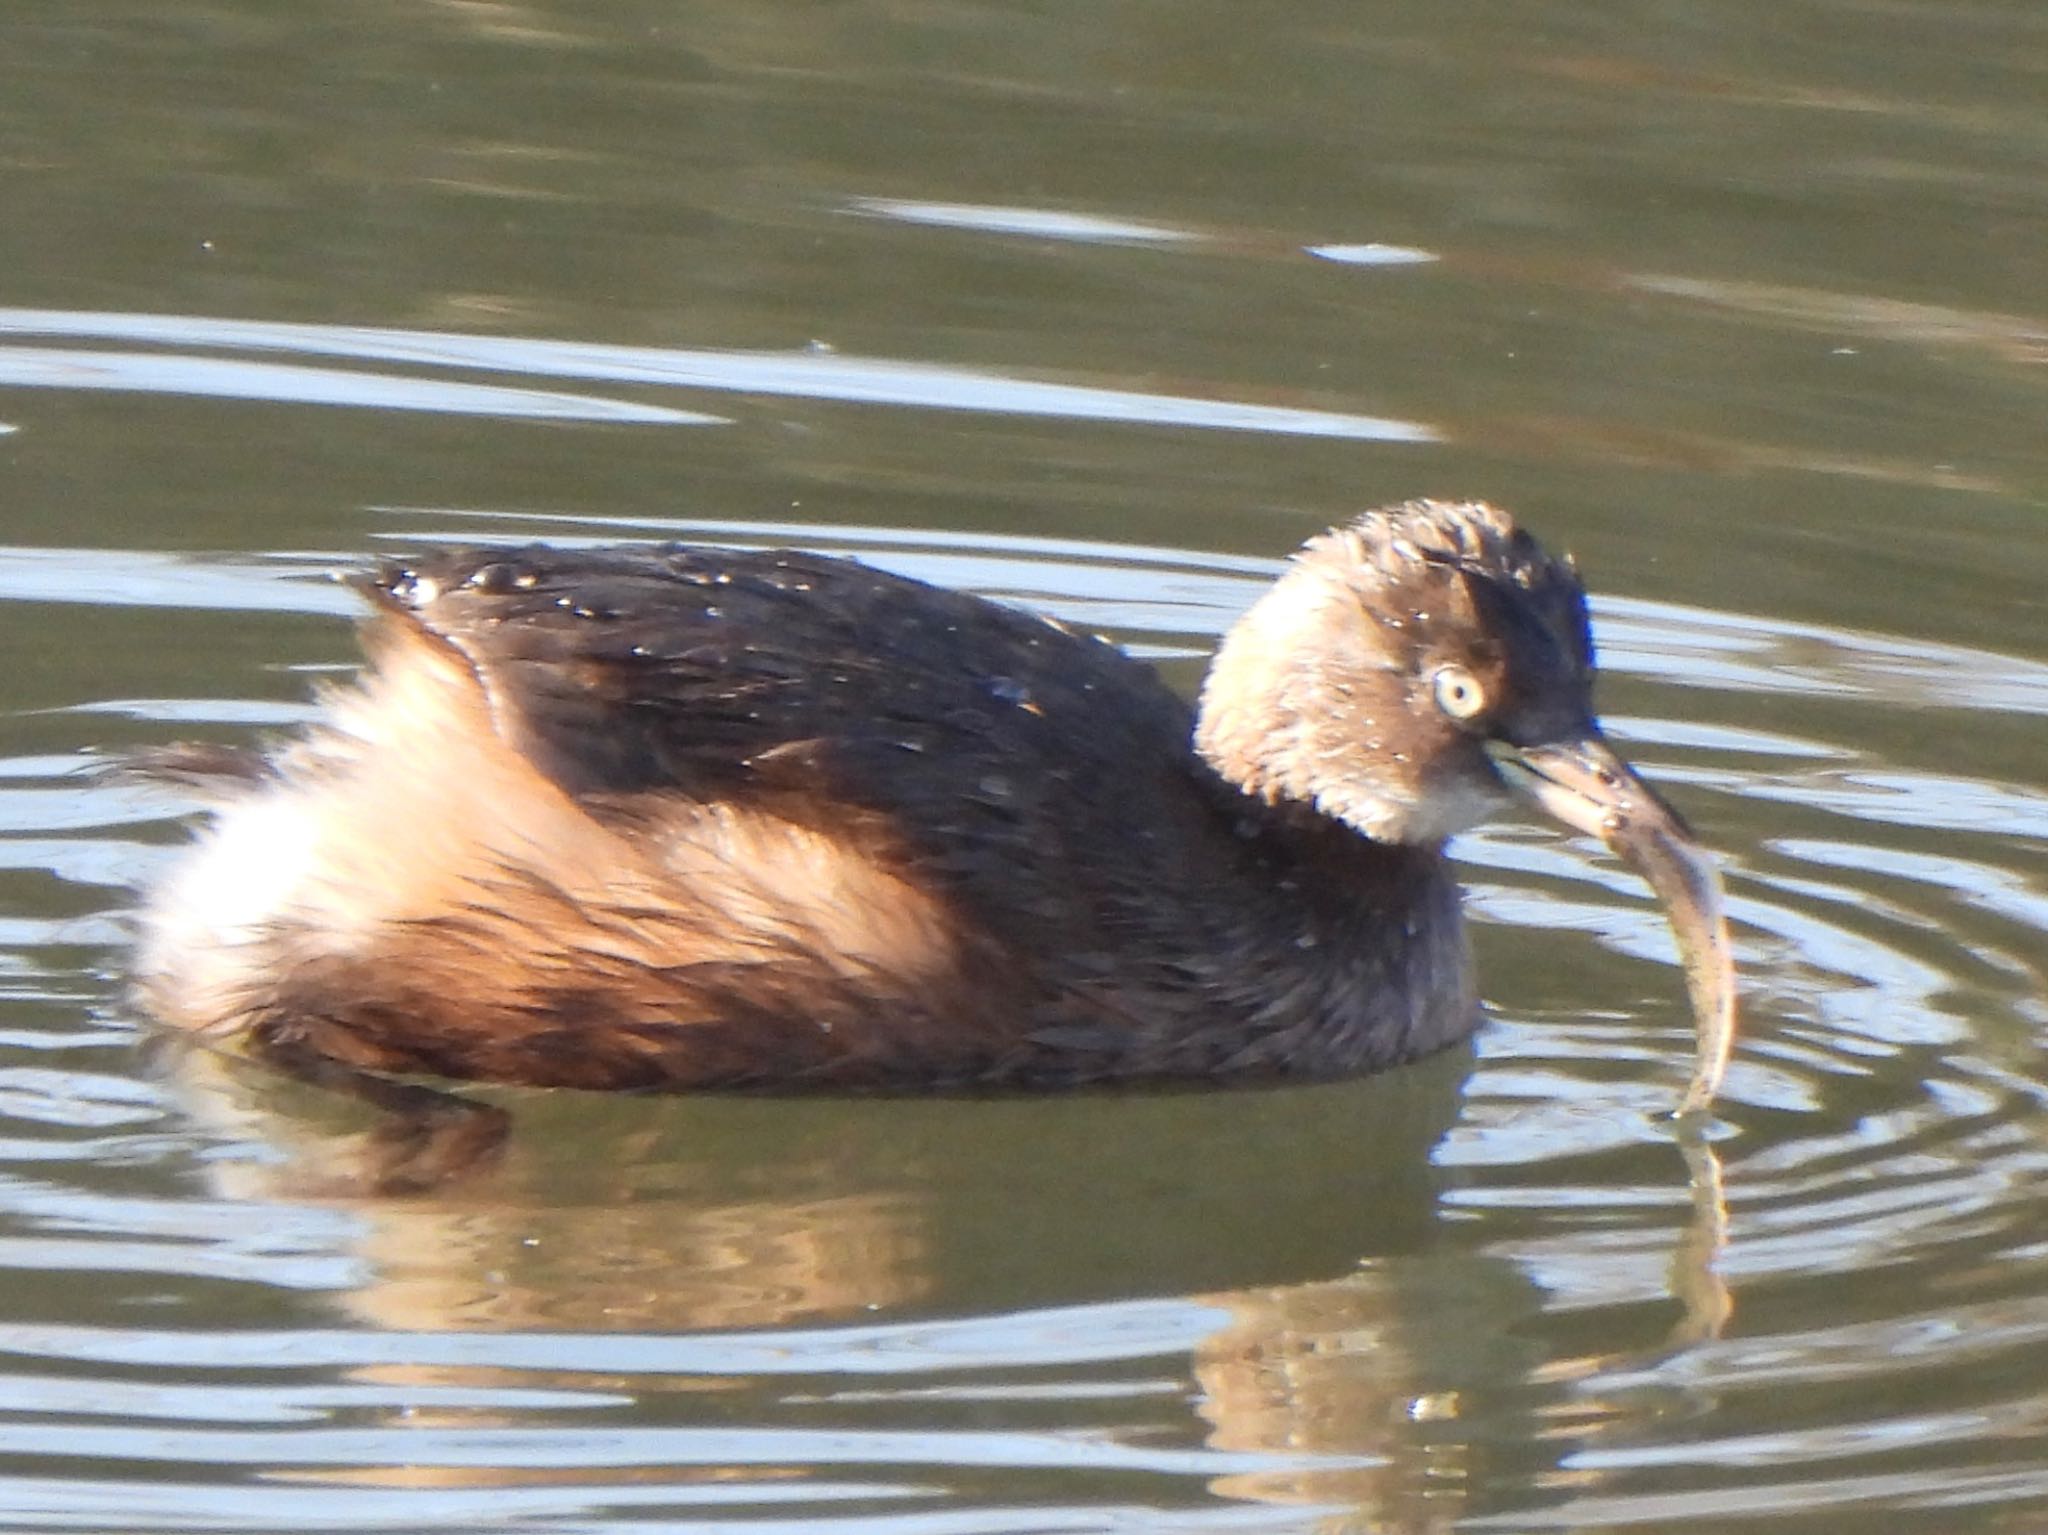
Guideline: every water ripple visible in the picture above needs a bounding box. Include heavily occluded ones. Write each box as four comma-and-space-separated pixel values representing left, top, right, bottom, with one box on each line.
0, 309, 1438, 442
2, 520, 2045, 1533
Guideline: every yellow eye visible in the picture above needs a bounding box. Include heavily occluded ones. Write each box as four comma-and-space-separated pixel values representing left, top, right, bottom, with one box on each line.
1432, 665, 1488, 721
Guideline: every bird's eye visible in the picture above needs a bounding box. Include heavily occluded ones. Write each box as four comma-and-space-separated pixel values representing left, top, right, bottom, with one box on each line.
1432, 664, 1488, 722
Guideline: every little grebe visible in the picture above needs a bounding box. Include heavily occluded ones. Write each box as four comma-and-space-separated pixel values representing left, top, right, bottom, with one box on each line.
134, 501, 1734, 1103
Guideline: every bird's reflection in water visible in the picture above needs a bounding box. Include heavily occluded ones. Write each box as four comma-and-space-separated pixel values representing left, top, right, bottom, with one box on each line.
1198, 1133, 1730, 1530
158, 1037, 1728, 1528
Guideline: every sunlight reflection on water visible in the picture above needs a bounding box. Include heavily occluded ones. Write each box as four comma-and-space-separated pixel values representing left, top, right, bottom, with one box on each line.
0, 309, 1438, 442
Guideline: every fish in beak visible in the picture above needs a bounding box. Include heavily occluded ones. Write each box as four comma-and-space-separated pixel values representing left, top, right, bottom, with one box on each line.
1487, 734, 1737, 1116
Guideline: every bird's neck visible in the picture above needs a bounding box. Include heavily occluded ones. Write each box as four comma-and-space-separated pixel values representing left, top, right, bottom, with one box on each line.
1165, 781, 1482, 1077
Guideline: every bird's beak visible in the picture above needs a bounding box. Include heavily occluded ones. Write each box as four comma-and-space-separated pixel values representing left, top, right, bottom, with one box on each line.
1486, 735, 1737, 1116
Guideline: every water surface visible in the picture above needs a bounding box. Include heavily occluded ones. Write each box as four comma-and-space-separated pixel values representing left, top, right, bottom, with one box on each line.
2, 2, 2046, 1531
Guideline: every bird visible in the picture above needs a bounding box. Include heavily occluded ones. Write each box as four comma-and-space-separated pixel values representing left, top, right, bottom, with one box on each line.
131, 500, 1732, 1101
